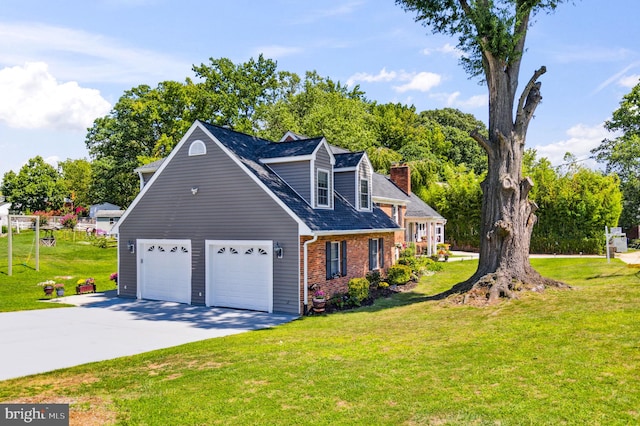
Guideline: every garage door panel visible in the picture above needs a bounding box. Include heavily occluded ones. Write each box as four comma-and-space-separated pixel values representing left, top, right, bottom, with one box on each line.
139, 240, 191, 304
206, 241, 273, 312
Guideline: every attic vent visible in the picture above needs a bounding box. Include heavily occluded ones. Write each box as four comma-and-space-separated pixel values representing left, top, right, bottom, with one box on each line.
188, 140, 206, 156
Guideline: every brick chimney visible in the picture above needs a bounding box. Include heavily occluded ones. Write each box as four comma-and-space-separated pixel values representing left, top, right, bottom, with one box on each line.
390, 164, 411, 195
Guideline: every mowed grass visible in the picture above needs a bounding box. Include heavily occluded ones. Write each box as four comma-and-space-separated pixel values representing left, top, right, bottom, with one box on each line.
0, 256, 638, 425
0, 230, 117, 311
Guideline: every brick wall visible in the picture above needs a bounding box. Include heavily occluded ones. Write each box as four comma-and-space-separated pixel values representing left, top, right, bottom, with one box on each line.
390, 165, 411, 195
299, 232, 395, 308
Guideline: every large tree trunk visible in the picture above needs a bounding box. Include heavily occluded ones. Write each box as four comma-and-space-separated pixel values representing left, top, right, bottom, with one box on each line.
447, 63, 567, 304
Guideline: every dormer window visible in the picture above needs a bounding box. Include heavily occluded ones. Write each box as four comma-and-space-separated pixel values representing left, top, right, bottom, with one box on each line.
360, 178, 370, 210
317, 169, 329, 207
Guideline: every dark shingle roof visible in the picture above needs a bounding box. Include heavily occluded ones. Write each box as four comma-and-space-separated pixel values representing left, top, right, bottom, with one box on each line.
257, 137, 324, 159
334, 152, 364, 169
198, 122, 399, 232
134, 158, 165, 173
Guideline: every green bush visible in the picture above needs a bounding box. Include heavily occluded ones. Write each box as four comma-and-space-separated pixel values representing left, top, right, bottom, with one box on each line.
1, 225, 6, 234
398, 256, 417, 269
387, 264, 412, 286
365, 270, 382, 286
348, 278, 369, 306
426, 261, 444, 272
399, 245, 415, 258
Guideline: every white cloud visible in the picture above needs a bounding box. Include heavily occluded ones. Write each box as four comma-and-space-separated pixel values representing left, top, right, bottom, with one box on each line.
444, 91, 487, 109
423, 43, 463, 58
255, 45, 303, 59
346, 68, 398, 86
533, 123, 609, 167
619, 74, 640, 88
0, 22, 191, 84
393, 72, 442, 93
0, 62, 111, 131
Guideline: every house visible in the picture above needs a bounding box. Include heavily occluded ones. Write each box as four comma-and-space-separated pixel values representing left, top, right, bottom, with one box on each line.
89, 202, 121, 219
95, 209, 124, 235
372, 165, 447, 257
114, 121, 401, 315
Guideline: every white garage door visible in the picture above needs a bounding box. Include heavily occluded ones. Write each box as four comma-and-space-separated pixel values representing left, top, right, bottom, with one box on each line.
206, 240, 273, 312
138, 239, 191, 304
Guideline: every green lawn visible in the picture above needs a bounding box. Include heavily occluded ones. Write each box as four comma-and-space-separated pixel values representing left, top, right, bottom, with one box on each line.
0, 255, 638, 424
0, 230, 117, 311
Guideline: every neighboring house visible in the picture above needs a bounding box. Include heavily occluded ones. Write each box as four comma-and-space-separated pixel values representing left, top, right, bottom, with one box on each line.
89, 202, 121, 219
114, 121, 401, 315
95, 210, 124, 235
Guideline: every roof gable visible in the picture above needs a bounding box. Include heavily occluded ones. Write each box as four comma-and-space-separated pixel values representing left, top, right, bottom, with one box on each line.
117, 121, 400, 235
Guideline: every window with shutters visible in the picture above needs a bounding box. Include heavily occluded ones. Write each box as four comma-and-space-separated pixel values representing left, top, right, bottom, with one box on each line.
326, 240, 347, 279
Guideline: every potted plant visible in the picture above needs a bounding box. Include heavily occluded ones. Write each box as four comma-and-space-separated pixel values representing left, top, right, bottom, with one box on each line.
437, 243, 451, 261
76, 277, 96, 294
37, 280, 56, 296
312, 289, 326, 313
109, 272, 118, 285
54, 283, 65, 297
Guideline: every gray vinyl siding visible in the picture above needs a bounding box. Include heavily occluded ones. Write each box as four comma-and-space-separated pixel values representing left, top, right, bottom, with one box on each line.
334, 171, 356, 206
314, 145, 333, 208
269, 161, 311, 204
118, 127, 300, 314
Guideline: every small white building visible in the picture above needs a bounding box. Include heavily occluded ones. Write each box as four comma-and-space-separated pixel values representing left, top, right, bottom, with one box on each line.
0, 200, 11, 231
95, 210, 124, 235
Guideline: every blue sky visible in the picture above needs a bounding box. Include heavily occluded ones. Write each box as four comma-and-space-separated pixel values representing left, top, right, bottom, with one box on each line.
1, 0, 639, 179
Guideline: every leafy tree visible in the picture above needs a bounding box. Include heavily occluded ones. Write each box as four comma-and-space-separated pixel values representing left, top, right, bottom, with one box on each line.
59, 158, 93, 208
592, 82, 640, 228
419, 164, 483, 249
86, 56, 292, 207
397, 0, 570, 302
0, 156, 66, 213
258, 71, 377, 152
525, 150, 622, 253
420, 108, 488, 174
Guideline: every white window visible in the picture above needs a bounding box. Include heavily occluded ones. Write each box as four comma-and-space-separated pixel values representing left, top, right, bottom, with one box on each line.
369, 238, 384, 270
329, 242, 340, 277
188, 140, 206, 156
392, 205, 399, 224
317, 169, 329, 207
359, 179, 370, 210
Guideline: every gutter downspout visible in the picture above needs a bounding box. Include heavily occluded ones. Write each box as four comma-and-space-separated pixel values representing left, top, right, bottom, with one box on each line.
303, 233, 318, 315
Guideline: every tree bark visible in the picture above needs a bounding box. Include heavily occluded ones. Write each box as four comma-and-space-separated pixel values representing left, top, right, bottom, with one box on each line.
446, 64, 568, 304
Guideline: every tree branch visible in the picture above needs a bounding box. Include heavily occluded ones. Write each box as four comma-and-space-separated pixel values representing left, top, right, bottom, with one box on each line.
471, 129, 491, 153
514, 66, 546, 137
516, 66, 546, 118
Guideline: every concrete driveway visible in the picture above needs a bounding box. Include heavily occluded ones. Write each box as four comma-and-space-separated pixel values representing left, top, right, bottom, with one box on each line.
0, 291, 297, 381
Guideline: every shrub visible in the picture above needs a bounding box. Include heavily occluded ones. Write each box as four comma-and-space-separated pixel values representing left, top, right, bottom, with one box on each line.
348, 277, 369, 306
60, 213, 78, 230
1, 225, 6, 234
398, 256, 418, 269
387, 264, 412, 285
365, 270, 382, 286
399, 245, 415, 258
378, 281, 389, 289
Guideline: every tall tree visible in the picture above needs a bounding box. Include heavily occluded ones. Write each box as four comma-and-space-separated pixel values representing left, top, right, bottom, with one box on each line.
397, 0, 569, 302
86, 56, 292, 207
59, 158, 93, 208
592, 82, 640, 229
0, 156, 66, 213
